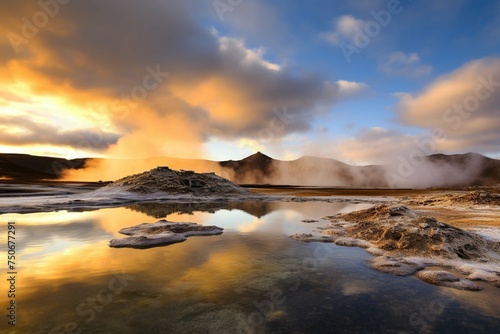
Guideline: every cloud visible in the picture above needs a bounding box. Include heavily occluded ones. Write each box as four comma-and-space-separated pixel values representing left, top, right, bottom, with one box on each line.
396, 57, 500, 154
335, 127, 420, 164
298, 127, 421, 165
217, 35, 280, 71
336, 80, 369, 98
320, 15, 366, 46
290, 58, 500, 167
305, 58, 500, 165
379, 52, 433, 77
0, 115, 119, 151
211, 0, 290, 50
0, 0, 360, 159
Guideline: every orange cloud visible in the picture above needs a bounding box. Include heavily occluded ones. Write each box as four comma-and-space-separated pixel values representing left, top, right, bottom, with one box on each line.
396, 57, 500, 153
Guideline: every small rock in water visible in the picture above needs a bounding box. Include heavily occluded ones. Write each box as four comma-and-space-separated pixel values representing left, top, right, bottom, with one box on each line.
370, 256, 424, 276
416, 270, 483, 291
289, 233, 334, 243
301, 219, 319, 223
109, 220, 223, 249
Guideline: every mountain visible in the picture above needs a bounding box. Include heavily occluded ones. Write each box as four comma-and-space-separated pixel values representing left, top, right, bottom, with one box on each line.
0, 153, 88, 180
423, 153, 500, 186
219, 151, 276, 184
1, 152, 499, 188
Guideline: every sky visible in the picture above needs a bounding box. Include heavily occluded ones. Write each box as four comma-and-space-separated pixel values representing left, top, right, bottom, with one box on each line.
1, 0, 499, 164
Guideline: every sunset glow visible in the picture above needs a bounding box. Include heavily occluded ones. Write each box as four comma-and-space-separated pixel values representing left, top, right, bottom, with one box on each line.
1, 0, 499, 164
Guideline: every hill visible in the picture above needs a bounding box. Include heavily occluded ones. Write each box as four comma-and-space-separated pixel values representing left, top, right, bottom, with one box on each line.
95, 166, 254, 200
1, 152, 499, 188
0, 153, 87, 180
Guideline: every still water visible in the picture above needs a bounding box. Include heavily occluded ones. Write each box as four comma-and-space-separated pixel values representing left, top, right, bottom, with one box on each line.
1, 201, 499, 333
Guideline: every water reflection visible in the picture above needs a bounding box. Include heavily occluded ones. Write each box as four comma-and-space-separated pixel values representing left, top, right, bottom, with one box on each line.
127, 201, 280, 218
1, 201, 499, 333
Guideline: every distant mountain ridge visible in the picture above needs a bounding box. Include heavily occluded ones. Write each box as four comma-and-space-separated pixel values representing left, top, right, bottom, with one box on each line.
0, 153, 88, 180
1, 151, 499, 188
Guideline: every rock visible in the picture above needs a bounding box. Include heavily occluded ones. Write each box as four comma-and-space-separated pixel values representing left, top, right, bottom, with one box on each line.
301, 219, 319, 223
289, 233, 334, 243
408, 227, 419, 234
370, 256, 424, 276
389, 206, 417, 218
334, 237, 372, 249
467, 269, 500, 287
109, 220, 223, 249
416, 270, 483, 291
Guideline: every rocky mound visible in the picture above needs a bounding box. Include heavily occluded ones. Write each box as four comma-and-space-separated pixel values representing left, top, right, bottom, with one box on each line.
109, 220, 224, 248
100, 166, 253, 197
291, 205, 500, 290
324, 205, 499, 260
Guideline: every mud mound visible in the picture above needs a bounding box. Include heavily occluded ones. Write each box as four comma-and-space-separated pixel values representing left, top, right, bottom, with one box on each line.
292, 205, 500, 290
325, 205, 498, 261
101, 167, 252, 197
109, 220, 223, 248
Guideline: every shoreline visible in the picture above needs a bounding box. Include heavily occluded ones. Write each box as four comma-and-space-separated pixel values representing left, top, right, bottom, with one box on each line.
1, 180, 499, 292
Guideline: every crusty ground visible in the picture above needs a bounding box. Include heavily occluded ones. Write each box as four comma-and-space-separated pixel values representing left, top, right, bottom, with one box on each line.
397, 189, 500, 228
325, 205, 500, 261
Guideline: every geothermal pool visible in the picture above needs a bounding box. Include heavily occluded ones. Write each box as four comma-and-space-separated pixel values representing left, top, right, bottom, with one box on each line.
2, 201, 499, 333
